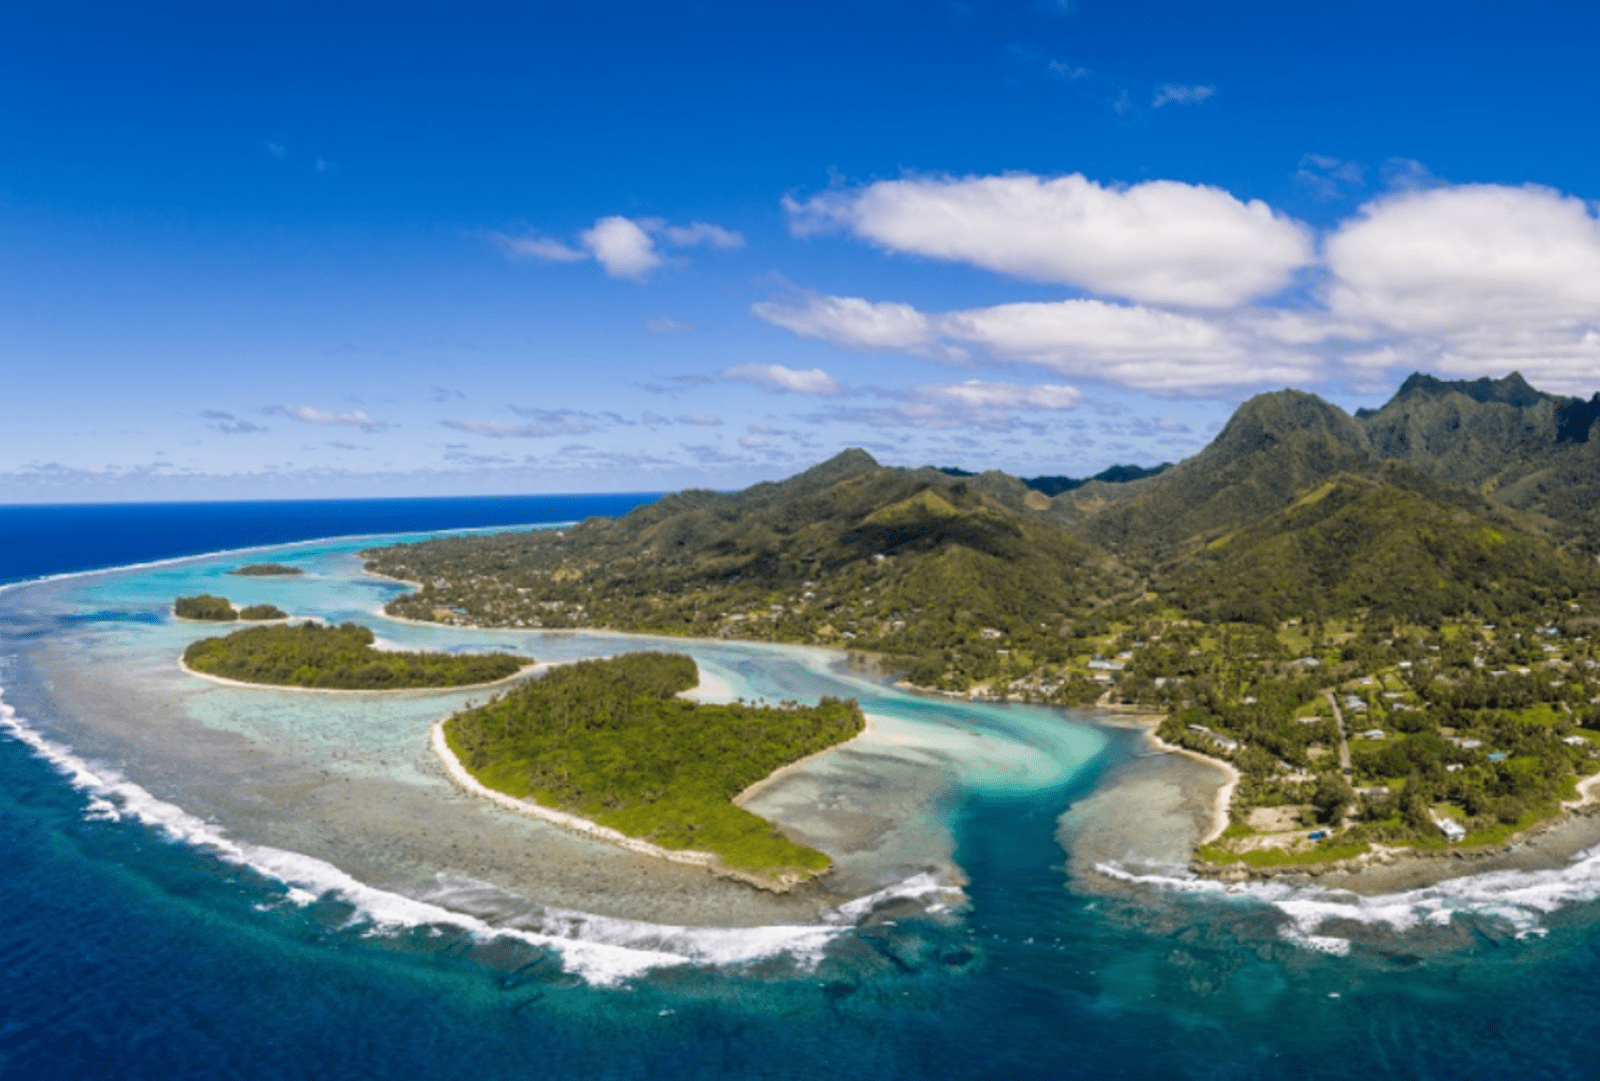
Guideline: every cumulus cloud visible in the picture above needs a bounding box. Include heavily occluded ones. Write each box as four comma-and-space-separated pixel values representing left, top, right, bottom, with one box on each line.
1326, 184, 1600, 333
265, 405, 389, 432
494, 216, 742, 281
785, 173, 1311, 307
753, 292, 1319, 392
580, 216, 662, 280
723, 363, 843, 395
750, 294, 959, 359
760, 171, 1600, 398
1321, 183, 1600, 393
1151, 83, 1215, 107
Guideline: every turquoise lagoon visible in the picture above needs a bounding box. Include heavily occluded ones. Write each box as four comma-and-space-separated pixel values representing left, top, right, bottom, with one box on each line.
5, 525, 1600, 1078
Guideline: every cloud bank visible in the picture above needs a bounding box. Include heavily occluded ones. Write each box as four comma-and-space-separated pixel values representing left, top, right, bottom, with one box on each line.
769, 172, 1600, 396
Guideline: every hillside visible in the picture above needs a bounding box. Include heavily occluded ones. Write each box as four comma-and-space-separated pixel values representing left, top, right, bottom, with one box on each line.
1169, 467, 1600, 625
1357, 372, 1600, 554
1064, 389, 1381, 556
366, 451, 1133, 694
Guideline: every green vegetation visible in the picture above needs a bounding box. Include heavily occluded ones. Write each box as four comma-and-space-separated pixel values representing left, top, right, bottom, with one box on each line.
230, 563, 304, 576
174, 596, 287, 621
183, 622, 524, 689
443, 652, 864, 877
360, 371, 1600, 870
174, 595, 238, 621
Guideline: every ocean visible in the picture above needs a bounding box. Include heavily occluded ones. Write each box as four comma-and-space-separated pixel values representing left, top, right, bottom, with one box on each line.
4, 495, 1600, 1080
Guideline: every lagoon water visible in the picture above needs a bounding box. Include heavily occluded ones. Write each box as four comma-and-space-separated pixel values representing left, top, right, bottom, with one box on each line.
5, 498, 1600, 1078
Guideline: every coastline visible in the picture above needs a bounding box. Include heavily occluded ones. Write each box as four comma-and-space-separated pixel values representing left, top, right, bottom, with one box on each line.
733, 713, 878, 808
1093, 703, 1240, 846
177, 655, 540, 695
428, 720, 816, 893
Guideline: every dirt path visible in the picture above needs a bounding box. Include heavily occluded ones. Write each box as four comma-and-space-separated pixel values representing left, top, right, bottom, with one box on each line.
1324, 690, 1353, 775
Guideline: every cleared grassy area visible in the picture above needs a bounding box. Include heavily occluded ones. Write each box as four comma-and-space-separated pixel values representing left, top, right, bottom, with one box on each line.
1199, 841, 1371, 868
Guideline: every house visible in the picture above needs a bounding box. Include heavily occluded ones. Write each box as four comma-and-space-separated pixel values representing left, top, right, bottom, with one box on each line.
1564, 736, 1588, 747
1360, 729, 1386, 740
1435, 815, 1467, 843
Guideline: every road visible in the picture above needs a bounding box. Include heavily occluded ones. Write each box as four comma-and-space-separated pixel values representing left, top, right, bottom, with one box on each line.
1324, 690, 1353, 775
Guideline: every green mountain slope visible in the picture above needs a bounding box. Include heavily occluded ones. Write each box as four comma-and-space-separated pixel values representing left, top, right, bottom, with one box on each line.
366, 451, 1131, 690
1067, 389, 1380, 555
1170, 468, 1600, 624
1358, 371, 1600, 554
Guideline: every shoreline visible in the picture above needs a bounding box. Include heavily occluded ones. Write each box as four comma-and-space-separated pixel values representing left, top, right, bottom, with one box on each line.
177, 655, 540, 695
1094, 703, 1240, 846
733, 713, 878, 808
428, 720, 816, 893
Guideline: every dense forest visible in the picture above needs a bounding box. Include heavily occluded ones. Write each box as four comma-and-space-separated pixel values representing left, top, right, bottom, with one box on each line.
183, 622, 524, 689
230, 563, 304, 576
443, 652, 864, 876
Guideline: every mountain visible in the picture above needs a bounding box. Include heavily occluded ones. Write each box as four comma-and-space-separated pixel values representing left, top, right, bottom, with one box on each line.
1170, 465, 1596, 625
366, 451, 1131, 689
1061, 389, 1380, 555
1357, 372, 1600, 553
365, 370, 1600, 698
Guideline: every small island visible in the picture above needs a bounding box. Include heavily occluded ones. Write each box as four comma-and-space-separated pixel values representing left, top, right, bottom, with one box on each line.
182, 621, 526, 689
173, 595, 287, 621
230, 563, 304, 576
439, 652, 864, 885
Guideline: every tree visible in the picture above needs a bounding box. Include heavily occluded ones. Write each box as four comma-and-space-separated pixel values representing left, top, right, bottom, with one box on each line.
1311, 772, 1353, 824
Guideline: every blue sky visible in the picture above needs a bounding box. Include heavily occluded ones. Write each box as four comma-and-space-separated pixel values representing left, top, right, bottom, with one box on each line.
5, 0, 1600, 502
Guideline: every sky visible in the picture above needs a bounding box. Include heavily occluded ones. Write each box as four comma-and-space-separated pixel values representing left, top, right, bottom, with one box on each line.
4, 0, 1600, 503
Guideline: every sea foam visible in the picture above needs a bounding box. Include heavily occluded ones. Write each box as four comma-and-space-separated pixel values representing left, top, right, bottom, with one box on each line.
1096, 850, 1600, 956
0, 683, 922, 985
0, 679, 974, 986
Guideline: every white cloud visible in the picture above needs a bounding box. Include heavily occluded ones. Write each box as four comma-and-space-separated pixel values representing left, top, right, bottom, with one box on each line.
785, 173, 1311, 307
580, 216, 662, 280
754, 293, 1319, 392
1151, 83, 1215, 108
266, 405, 389, 432
660, 221, 745, 249
940, 300, 1317, 391
1326, 184, 1600, 333
495, 216, 741, 281
675, 413, 723, 426
723, 363, 843, 395
497, 233, 588, 262
1321, 183, 1600, 394
750, 294, 960, 359
911, 381, 1082, 410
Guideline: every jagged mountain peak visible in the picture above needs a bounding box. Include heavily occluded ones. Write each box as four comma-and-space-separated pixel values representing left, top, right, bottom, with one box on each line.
1391, 370, 1547, 408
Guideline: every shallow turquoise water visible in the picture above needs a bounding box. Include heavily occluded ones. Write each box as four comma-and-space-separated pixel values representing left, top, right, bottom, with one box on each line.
6, 527, 1600, 1078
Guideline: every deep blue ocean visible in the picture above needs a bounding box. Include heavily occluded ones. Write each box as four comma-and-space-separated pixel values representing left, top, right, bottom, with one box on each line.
5, 495, 1600, 1080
